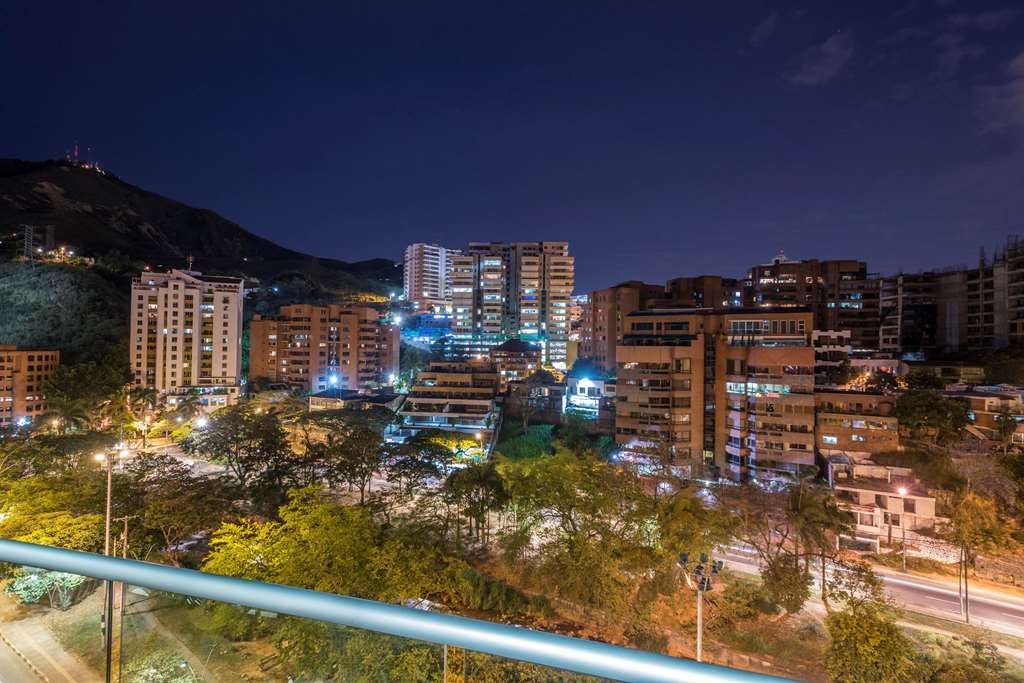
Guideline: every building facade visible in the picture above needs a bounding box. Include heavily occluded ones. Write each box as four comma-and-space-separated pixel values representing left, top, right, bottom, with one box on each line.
0, 345, 59, 428
403, 243, 460, 312
391, 360, 501, 444
879, 273, 938, 356
130, 270, 243, 406
489, 339, 542, 389
581, 281, 667, 373
249, 305, 399, 394
451, 242, 574, 368
815, 390, 899, 456
746, 253, 881, 351
614, 307, 816, 478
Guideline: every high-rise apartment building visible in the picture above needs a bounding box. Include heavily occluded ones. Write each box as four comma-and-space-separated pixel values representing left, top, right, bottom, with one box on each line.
249, 305, 399, 393
130, 270, 243, 406
879, 273, 938, 356
0, 345, 59, 428
403, 243, 461, 312
747, 253, 881, 351
615, 307, 816, 478
581, 281, 666, 373
451, 242, 574, 368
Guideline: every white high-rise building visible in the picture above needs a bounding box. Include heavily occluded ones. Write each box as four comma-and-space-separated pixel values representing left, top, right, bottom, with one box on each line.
130, 269, 244, 408
403, 243, 460, 312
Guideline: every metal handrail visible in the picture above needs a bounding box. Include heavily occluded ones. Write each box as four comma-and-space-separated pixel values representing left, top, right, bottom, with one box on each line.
0, 540, 787, 683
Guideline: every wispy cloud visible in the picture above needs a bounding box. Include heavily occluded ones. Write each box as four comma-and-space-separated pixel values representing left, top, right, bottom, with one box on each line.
749, 11, 778, 48
786, 33, 855, 86
934, 32, 986, 76
978, 51, 1024, 138
945, 8, 1019, 32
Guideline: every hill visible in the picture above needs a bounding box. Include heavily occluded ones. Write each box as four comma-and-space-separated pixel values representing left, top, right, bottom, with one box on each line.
0, 159, 399, 290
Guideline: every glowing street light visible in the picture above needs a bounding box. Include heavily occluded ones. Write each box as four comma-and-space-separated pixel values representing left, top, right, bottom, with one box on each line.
194, 417, 209, 429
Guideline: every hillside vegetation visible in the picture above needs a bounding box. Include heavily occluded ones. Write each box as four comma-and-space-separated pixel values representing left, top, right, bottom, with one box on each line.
0, 261, 129, 364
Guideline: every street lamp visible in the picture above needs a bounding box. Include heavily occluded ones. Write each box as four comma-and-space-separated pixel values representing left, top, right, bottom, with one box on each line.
194, 416, 209, 429
678, 552, 722, 663
95, 448, 126, 683
897, 486, 908, 571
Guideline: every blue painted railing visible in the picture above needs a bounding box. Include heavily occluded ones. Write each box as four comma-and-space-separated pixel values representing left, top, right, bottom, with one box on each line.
0, 539, 788, 683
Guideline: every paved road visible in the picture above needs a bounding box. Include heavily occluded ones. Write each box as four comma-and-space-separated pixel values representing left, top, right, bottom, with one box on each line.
0, 619, 98, 683
0, 637, 42, 683
721, 545, 1024, 637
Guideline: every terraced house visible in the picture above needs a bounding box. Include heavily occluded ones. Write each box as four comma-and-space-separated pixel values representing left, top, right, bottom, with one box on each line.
391, 360, 500, 446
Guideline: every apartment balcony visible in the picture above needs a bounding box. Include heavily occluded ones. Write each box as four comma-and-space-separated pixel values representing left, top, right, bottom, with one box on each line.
0, 540, 780, 682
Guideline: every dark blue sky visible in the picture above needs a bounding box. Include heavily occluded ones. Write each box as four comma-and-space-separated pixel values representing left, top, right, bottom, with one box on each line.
4, 2, 1023, 290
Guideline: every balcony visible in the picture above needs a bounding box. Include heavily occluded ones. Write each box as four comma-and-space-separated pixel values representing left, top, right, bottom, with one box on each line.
0, 540, 783, 682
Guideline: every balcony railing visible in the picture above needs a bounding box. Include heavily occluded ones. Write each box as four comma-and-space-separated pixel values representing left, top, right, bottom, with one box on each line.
0, 540, 785, 682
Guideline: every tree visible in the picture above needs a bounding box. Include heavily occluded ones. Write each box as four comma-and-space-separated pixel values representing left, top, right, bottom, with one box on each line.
40, 359, 131, 416
181, 405, 296, 513
720, 485, 810, 612
444, 462, 507, 546
865, 371, 900, 394
824, 605, 914, 682
785, 481, 853, 605
940, 492, 1007, 624
896, 390, 969, 444
40, 392, 90, 434
823, 560, 914, 682
820, 359, 854, 386
387, 432, 455, 497
994, 406, 1017, 454
203, 490, 464, 679
904, 370, 946, 392
323, 424, 389, 504
497, 451, 656, 616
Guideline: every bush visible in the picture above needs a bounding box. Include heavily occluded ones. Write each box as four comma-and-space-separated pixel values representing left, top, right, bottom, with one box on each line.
122, 649, 201, 683
495, 425, 555, 460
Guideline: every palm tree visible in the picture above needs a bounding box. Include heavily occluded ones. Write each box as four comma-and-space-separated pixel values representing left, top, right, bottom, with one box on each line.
786, 480, 853, 608
994, 405, 1017, 454
172, 390, 203, 420
42, 393, 90, 435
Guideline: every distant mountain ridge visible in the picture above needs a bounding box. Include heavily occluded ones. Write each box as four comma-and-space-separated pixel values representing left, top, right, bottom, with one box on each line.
0, 159, 399, 288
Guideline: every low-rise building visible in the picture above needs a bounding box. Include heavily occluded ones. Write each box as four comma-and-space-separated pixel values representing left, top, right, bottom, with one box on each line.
828, 459, 939, 550
308, 389, 404, 413
564, 363, 616, 424
0, 345, 59, 428
391, 360, 501, 445
815, 390, 899, 456
944, 386, 1024, 442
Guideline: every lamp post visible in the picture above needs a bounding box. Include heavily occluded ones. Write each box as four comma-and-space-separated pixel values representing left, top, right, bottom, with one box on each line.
95, 446, 129, 683
678, 552, 722, 663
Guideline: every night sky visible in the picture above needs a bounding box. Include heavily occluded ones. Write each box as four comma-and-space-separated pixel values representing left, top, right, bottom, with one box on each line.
4, 2, 1023, 291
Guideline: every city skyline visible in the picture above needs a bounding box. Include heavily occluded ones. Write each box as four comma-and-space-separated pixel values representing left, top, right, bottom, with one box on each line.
5, 2, 1024, 291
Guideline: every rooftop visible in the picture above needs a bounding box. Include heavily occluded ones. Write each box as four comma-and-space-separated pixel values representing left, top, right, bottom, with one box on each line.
625, 306, 813, 317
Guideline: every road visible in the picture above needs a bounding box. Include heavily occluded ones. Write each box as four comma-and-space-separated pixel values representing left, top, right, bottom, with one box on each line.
721, 545, 1024, 638
0, 638, 41, 683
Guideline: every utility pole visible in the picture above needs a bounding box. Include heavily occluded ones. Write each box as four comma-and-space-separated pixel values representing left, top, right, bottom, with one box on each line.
678, 552, 722, 663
